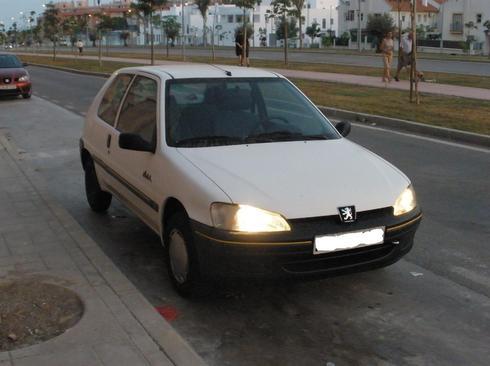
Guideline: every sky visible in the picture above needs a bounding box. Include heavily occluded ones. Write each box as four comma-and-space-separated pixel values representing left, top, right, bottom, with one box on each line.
0, 0, 113, 29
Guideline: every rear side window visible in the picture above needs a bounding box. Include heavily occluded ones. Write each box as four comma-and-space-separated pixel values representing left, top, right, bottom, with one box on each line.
117, 76, 158, 146
98, 74, 133, 126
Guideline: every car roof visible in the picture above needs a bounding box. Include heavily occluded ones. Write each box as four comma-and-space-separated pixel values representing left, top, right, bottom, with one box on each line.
116, 64, 282, 80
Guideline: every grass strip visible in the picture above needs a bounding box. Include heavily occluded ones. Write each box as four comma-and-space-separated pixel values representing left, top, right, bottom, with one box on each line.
19, 55, 489, 135
24, 49, 490, 90
293, 79, 490, 135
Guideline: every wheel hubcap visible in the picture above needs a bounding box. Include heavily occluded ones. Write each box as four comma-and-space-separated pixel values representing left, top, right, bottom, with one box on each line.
168, 229, 189, 284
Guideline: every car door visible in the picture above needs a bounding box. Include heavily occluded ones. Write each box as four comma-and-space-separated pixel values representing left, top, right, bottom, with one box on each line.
110, 74, 161, 232
88, 73, 134, 191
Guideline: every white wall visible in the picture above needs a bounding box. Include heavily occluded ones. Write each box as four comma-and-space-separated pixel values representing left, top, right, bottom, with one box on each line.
438, 0, 489, 45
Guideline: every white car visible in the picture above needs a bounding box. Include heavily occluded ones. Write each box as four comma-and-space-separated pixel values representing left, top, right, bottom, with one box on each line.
80, 65, 422, 296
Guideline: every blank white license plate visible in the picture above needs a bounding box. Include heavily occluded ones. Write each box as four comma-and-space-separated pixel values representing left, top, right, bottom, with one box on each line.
0, 85, 16, 90
314, 227, 385, 254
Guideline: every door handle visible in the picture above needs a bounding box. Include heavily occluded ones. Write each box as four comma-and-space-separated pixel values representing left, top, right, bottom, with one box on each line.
106, 134, 112, 148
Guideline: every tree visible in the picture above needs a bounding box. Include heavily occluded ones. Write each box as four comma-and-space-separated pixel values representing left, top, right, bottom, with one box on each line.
42, 3, 63, 60
120, 31, 131, 47
195, 0, 211, 46
366, 13, 394, 50
131, 0, 166, 65
306, 21, 320, 45
234, 0, 258, 63
276, 17, 297, 40
0, 23, 6, 46
291, 0, 304, 48
267, 0, 295, 65
161, 16, 180, 56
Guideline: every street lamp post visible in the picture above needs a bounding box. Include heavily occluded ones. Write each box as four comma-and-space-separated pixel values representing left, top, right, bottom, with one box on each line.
357, 0, 361, 52
181, 0, 186, 60
98, 1, 102, 68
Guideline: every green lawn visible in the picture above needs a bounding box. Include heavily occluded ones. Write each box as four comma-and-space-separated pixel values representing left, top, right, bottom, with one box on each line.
19, 55, 490, 135
21, 49, 490, 90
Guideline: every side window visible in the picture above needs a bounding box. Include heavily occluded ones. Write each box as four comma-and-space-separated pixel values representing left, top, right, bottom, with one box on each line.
98, 74, 133, 126
117, 76, 158, 146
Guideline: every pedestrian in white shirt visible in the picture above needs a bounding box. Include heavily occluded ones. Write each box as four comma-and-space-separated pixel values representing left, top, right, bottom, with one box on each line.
76, 40, 84, 56
394, 32, 412, 81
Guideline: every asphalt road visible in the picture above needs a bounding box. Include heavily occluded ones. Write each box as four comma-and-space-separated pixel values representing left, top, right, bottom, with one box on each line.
29, 45, 490, 76
0, 66, 489, 365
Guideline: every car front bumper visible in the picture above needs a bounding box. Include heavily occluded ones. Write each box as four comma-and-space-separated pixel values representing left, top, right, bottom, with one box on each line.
190, 207, 422, 278
0, 83, 31, 97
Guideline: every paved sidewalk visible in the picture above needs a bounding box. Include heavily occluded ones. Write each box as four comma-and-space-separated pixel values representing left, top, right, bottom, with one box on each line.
16, 52, 490, 101
0, 135, 205, 365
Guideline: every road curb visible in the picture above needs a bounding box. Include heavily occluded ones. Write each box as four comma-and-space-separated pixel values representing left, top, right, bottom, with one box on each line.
27, 61, 112, 78
0, 134, 206, 366
25, 62, 490, 148
319, 106, 490, 148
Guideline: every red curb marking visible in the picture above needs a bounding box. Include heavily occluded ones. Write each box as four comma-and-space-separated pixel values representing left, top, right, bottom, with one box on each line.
155, 306, 179, 322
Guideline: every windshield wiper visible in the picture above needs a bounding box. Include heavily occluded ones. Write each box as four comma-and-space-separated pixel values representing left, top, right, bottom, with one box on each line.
175, 135, 243, 147
245, 131, 328, 143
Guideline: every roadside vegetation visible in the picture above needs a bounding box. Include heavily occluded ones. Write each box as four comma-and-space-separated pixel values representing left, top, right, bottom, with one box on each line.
19, 49, 490, 90
19, 55, 490, 135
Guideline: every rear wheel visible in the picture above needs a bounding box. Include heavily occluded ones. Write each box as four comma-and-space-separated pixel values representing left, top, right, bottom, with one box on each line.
165, 212, 202, 297
84, 161, 112, 213
22, 93, 31, 99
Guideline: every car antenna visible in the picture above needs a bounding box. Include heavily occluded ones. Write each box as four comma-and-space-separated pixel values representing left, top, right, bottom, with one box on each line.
210, 64, 232, 77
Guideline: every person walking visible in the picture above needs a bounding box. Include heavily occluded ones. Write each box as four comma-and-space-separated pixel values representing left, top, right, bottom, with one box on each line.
394, 32, 413, 81
380, 31, 394, 83
76, 39, 84, 56
235, 30, 250, 67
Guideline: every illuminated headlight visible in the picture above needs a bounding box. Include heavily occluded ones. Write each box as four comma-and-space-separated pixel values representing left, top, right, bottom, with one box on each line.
210, 203, 291, 232
393, 185, 417, 216
18, 75, 30, 82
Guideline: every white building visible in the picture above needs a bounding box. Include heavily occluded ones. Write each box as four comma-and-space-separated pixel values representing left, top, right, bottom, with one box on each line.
148, 0, 338, 48
337, 0, 439, 40
436, 0, 490, 54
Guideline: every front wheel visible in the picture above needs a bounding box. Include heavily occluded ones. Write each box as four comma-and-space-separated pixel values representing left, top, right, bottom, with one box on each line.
84, 163, 112, 213
165, 212, 202, 297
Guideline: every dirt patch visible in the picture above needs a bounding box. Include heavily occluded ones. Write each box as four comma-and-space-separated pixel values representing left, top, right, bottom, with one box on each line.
0, 280, 83, 351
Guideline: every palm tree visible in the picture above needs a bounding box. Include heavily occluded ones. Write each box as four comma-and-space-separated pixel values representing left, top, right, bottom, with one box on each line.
291, 0, 304, 48
267, 0, 294, 65
131, 0, 166, 65
234, 0, 257, 62
195, 0, 211, 47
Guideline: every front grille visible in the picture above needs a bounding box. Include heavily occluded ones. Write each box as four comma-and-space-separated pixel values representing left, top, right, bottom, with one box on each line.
282, 243, 395, 273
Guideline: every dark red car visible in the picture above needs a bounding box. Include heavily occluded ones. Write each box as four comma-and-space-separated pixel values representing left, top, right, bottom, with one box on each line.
0, 53, 31, 99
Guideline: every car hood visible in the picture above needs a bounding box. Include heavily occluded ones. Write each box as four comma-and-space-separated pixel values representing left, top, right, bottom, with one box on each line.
0, 67, 27, 79
177, 139, 410, 219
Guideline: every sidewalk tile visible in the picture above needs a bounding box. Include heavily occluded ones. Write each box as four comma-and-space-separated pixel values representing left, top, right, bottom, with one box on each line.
13, 346, 102, 366
93, 343, 148, 366
0, 350, 10, 361
145, 351, 174, 366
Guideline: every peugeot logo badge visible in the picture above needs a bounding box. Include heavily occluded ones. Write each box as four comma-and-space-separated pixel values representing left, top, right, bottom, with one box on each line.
338, 206, 356, 223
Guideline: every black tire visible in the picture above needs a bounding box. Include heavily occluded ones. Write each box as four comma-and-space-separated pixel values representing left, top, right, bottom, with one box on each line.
84, 162, 112, 213
165, 211, 202, 297
22, 93, 31, 99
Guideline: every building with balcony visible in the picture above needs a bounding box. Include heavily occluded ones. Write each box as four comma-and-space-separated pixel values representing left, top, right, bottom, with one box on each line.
436, 0, 490, 54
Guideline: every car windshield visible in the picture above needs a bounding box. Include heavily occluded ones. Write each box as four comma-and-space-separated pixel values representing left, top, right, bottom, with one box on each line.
0, 55, 22, 69
165, 78, 340, 147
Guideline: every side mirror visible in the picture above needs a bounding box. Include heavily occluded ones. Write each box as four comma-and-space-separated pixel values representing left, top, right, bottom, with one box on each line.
119, 133, 154, 153
335, 121, 351, 137
22, 62, 28, 67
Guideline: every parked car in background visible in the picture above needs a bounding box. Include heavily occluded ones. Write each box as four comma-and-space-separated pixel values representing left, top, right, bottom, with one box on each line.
0, 53, 31, 99
80, 65, 422, 296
